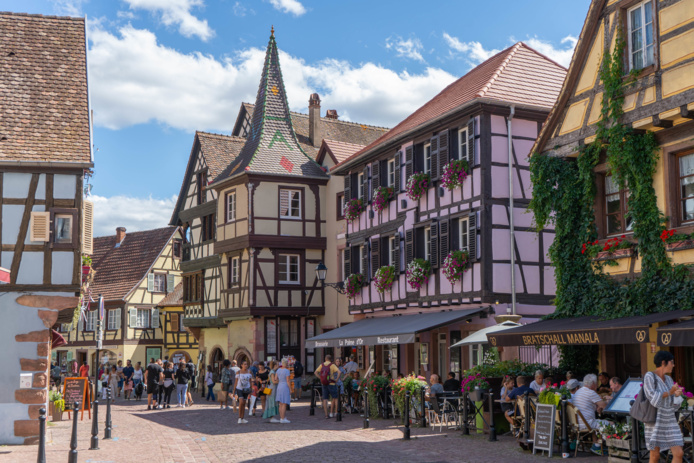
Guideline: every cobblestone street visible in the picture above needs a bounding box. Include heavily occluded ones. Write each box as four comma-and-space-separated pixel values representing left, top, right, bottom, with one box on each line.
0, 399, 601, 463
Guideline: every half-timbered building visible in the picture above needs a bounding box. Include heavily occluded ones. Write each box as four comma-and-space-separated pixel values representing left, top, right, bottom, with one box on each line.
157, 282, 198, 363
323, 43, 567, 378
0, 13, 93, 444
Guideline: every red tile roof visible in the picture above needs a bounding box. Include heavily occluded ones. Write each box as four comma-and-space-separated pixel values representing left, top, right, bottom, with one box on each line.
91, 227, 178, 301
321, 139, 366, 165
334, 42, 567, 171
0, 12, 92, 165
158, 282, 183, 307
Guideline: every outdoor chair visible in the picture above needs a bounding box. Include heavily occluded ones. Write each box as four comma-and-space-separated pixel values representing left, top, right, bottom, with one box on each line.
517, 397, 535, 440
566, 403, 596, 457
427, 394, 457, 432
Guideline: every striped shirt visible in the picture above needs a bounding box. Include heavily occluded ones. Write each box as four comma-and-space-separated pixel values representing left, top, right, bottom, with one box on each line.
572, 387, 602, 430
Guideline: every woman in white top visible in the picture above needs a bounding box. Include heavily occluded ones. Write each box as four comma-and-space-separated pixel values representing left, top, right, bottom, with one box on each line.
233, 361, 253, 424
529, 370, 545, 394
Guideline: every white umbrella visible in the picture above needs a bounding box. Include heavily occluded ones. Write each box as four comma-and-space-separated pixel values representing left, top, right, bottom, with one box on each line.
449, 321, 521, 348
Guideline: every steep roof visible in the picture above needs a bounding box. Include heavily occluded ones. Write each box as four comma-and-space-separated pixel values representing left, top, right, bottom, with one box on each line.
319, 139, 366, 166
215, 30, 326, 182
334, 42, 567, 172
0, 12, 91, 165
91, 227, 178, 301
158, 282, 183, 307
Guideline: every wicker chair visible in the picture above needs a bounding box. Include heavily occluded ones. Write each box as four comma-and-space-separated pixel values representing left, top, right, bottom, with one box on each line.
566, 403, 597, 457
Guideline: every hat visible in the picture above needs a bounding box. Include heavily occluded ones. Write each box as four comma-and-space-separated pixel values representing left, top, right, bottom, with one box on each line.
566, 379, 581, 390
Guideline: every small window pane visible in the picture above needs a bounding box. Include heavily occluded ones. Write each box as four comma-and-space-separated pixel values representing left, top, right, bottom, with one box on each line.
55, 215, 72, 243
424, 144, 431, 174
459, 129, 467, 161
460, 218, 469, 251
606, 194, 621, 214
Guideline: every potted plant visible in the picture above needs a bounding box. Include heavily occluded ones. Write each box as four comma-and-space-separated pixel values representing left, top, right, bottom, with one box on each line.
391, 374, 427, 423
405, 258, 430, 290
81, 255, 92, 275
461, 373, 490, 402
405, 172, 430, 202
598, 422, 632, 457
343, 198, 366, 222
344, 273, 366, 299
48, 390, 65, 422
373, 265, 396, 294
661, 229, 694, 251
361, 375, 390, 418
582, 235, 635, 264
372, 186, 394, 213
442, 250, 470, 284
441, 159, 470, 190
538, 382, 570, 406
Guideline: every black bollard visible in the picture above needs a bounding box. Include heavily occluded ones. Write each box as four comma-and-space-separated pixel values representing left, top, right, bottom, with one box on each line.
560, 397, 569, 458
336, 389, 342, 422
689, 411, 694, 463
104, 387, 112, 439
68, 402, 79, 463
37, 407, 46, 463
363, 390, 369, 429
524, 391, 531, 445
487, 388, 497, 442
90, 397, 99, 450
309, 384, 315, 416
629, 415, 639, 463
403, 390, 411, 440
420, 387, 426, 428
462, 391, 469, 435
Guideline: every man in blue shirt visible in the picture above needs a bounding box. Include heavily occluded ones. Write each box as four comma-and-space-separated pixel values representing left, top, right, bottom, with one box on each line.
122, 359, 135, 400
505, 375, 535, 436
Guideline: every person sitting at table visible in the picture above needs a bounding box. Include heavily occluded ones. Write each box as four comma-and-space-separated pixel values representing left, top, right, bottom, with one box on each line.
545, 375, 554, 388
426, 374, 444, 406
573, 374, 610, 455
597, 372, 611, 395
529, 370, 545, 394
605, 377, 622, 403
500, 377, 517, 432
566, 371, 574, 381
566, 379, 581, 403
506, 376, 535, 401
443, 372, 460, 392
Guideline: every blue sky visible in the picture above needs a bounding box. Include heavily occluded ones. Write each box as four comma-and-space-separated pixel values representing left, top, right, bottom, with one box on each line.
8, 0, 590, 236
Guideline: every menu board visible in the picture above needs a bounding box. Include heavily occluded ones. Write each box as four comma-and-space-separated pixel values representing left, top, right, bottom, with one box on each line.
533, 403, 556, 457
604, 377, 642, 415
62, 377, 89, 412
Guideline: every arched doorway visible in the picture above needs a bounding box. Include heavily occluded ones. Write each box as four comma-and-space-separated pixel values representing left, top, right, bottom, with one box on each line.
210, 347, 225, 374
170, 350, 191, 364
233, 347, 252, 367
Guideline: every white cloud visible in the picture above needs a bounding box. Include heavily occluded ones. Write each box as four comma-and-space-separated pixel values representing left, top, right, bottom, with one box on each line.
124, 0, 214, 41
521, 35, 577, 68
87, 24, 456, 131
51, 0, 86, 16
117, 10, 136, 19
443, 33, 501, 63
385, 36, 425, 63
233, 2, 247, 17
91, 195, 177, 237
268, 0, 306, 16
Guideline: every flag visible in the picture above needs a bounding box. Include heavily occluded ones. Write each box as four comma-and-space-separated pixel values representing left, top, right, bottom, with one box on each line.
99, 296, 105, 321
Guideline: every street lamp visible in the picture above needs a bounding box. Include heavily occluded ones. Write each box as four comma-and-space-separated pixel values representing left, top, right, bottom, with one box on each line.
314, 261, 345, 294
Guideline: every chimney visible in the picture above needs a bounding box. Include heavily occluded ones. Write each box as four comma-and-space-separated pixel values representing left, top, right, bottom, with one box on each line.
115, 227, 126, 247
308, 93, 322, 147
325, 109, 338, 120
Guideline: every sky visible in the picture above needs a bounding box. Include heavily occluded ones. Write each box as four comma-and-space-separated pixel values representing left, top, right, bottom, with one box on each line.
7, 0, 591, 236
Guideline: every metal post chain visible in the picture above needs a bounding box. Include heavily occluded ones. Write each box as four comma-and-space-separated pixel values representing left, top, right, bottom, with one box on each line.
104, 387, 112, 439
90, 397, 99, 450
630, 416, 639, 463
68, 401, 79, 463
36, 408, 46, 463
524, 391, 531, 446
403, 390, 411, 440
336, 389, 342, 422
488, 388, 497, 441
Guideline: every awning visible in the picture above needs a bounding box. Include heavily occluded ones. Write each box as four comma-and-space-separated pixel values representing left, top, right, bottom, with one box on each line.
306, 306, 492, 349
450, 321, 521, 348
657, 318, 694, 346
51, 329, 67, 348
488, 310, 694, 347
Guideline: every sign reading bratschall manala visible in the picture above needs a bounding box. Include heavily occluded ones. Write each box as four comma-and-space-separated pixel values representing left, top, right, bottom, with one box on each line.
308, 334, 413, 349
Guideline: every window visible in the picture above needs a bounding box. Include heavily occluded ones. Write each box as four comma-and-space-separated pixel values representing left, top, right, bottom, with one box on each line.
107, 308, 121, 331
229, 257, 240, 286
387, 159, 395, 187
197, 171, 207, 205
388, 236, 397, 267
627, 1, 654, 71
173, 240, 182, 259
679, 153, 694, 222
152, 274, 166, 293
54, 214, 73, 244
605, 176, 633, 235
135, 308, 150, 328
424, 227, 431, 261
201, 214, 215, 241
278, 254, 300, 284
60, 323, 71, 333
226, 191, 236, 222
280, 189, 301, 219
459, 217, 469, 251
85, 310, 97, 332
336, 193, 345, 220
423, 143, 432, 174
458, 128, 468, 161
183, 273, 202, 302
357, 172, 365, 199
179, 313, 187, 332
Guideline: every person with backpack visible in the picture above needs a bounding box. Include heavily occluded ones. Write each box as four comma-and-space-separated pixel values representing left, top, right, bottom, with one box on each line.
186, 360, 196, 406
219, 359, 235, 410
314, 354, 340, 419
292, 360, 304, 401
205, 365, 216, 402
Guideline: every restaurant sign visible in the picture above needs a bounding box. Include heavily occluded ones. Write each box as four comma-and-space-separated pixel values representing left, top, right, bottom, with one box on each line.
307, 333, 415, 349
489, 328, 650, 347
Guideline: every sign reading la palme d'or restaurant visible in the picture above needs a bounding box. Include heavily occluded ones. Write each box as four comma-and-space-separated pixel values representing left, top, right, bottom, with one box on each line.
310, 334, 412, 349
489, 328, 649, 347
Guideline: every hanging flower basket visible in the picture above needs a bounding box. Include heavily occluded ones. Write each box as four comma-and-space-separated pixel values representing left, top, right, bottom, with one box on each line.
405, 173, 430, 202
441, 160, 470, 190
373, 265, 396, 293
343, 198, 365, 221
406, 258, 431, 290
344, 273, 366, 299
372, 186, 394, 213
442, 250, 470, 284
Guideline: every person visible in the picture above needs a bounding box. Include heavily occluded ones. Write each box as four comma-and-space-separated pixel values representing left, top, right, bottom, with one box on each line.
529, 370, 545, 394
573, 373, 610, 455
116, 360, 124, 397
597, 372, 611, 395
606, 377, 622, 403
162, 362, 175, 408
50, 362, 62, 388
248, 361, 260, 416
292, 359, 304, 401
275, 359, 292, 423
566, 378, 581, 402
443, 372, 461, 392
506, 376, 536, 401
186, 360, 196, 406
205, 365, 216, 402
219, 360, 234, 410
343, 356, 358, 376
132, 362, 144, 398
315, 354, 340, 419
500, 377, 516, 431
427, 374, 444, 401
233, 361, 253, 424
145, 357, 163, 410
107, 365, 119, 399
256, 362, 270, 415
175, 359, 190, 408
79, 361, 89, 378
122, 360, 135, 400
263, 360, 280, 423
643, 350, 684, 463
231, 360, 240, 375
566, 371, 574, 381
335, 358, 347, 395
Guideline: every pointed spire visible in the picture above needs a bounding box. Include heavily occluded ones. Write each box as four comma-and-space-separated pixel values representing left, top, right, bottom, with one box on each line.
271, 25, 274, 37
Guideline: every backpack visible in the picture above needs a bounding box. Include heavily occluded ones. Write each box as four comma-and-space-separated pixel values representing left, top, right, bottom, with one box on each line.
319, 363, 332, 386
294, 363, 304, 377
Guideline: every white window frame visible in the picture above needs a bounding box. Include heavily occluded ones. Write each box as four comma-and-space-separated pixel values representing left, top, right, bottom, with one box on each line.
389, 236, 397, 267
357, 172, 365, 199
85, 310, 97, 332
459, 217, 469, 251
153, 274, 167, 293
135, 308, 150, 329
627, 1, 655, 71
278, 254, 300, 284
230, 257, 240, 286
107, 308, 121, 331
424, 227, 431, 261
357, 246, 363, 274
226, 191, 236, 223
423, 143, 432, 175
280, 189, 302, 219
458, 128, 468, 161
387, 159, 395, 187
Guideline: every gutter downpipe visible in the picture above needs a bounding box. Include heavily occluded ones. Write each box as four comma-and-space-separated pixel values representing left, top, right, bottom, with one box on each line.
508, 105, 517, 316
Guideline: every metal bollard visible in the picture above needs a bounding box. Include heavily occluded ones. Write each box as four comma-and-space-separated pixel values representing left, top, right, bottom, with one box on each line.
560, 397, 569, 458
309, 384, 315, 416
104, 387, 112, 439
36, 408, 46, 463
488, 388, 497, 441
90, 397, 99, 450
336, 389, 342, 422
403, 390, 411, 440
363, 390, 369, 429
630, 416, 639, 463
420, 387, 426, 428
462, 391, 469, 435
68, 402, 79, 463
524, 391, 531, 445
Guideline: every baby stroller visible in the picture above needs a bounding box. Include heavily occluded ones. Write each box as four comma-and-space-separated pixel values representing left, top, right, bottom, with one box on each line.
135, 382, 144, 400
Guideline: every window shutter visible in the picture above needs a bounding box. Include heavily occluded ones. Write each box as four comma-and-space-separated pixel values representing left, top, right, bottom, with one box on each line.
393, 232, 401, 274
405, 229, 414, 267
171, 313, 179, 331
167, 274, 175, 293
467, 118, 476, 166
394, 152, 402, 193
344, 175, 351, 202
439, 220, 449, 263
151, 308, 160, 329
429, 136, 439, 181
371, 238, 380, 277
429, 222, 439, 268
147, 274, 155, 292
280, 189, 290, 217
468, 212, 478, 262
371, 161, 380, 192
438, 130, 449, 179
29, 211, 51, 242
82, 200, 94, 254
344, 246, 351, 277
114, 308, 121, 330
129, 308, 137, 328
362, 165, 370, 203
361, 244, 369, 281
405, 146, 414, 182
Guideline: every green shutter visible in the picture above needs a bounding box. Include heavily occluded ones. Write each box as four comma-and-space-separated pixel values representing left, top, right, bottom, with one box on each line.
129, 308, 137, 328
167, 274, 175, 293
151, 308, 160, 329
147, 274, 155, 292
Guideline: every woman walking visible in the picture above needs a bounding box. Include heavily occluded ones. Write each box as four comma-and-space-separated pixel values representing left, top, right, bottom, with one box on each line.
205, 365, 216, 402
219, 360, 234, 410
175, 359, 190, 408
263, 361, 280, 423
233, 361, 253, 424
643, 350, 684, 463
256, 363, 270, 415
275, 358, 292, 424
108, 365, 119, 400
162, 362, 175, 408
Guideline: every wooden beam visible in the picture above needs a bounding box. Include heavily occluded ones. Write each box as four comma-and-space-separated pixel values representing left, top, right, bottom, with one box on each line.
652, 115, 674, 128
10, 174, 39, 284
681, 105, 694, 120
44, 174, 53, 285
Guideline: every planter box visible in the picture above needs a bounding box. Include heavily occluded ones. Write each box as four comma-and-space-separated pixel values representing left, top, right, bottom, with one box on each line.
666, 240, 694, 252
594, 248, 635, 261
48, 402, 63, 422
468, 389, 484, 402
605, 438, 631, 462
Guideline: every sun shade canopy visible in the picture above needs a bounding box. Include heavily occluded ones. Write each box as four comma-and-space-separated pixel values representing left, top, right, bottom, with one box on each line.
657, 318, 694, 346
450, 321, 521, 348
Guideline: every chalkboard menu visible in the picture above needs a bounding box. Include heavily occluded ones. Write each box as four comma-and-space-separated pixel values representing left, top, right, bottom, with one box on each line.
62, 377, 88, 412
533, 403, 556, 457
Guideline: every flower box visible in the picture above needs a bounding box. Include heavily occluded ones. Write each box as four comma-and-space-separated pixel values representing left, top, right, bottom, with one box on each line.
605, 437, 631, 462
595, 248, 635, 260
468, 388, 484, 402
82, 265, 91, 275
666, 239, 694, 252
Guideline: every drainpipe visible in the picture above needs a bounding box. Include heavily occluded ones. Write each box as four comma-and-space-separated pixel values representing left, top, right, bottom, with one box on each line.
508, 106, 517, 316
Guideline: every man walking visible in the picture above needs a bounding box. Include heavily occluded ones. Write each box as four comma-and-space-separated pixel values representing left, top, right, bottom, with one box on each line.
122, 359, 134, 400
144, 358, 163, 410
292, 359, 304, 401
314, 355, 340, 418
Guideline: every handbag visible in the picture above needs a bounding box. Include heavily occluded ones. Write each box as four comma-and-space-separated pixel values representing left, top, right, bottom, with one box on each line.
263, 387, 272, 395
630, 373, 657, 424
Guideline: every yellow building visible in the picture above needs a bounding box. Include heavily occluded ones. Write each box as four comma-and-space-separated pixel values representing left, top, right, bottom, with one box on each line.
157, 282, 198, 364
